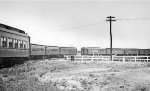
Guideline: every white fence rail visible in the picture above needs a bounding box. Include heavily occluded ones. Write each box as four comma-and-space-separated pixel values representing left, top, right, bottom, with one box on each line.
65, 56, 150, 62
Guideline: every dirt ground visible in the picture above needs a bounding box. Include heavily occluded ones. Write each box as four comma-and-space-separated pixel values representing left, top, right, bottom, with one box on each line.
0, 59, 150, 91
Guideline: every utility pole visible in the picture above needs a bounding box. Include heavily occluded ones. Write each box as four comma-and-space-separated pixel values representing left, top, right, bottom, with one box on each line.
106, 16, 116, 61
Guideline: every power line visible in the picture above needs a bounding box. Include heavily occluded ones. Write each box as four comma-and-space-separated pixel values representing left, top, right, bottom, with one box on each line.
116, 18, 150, 21
58, 21, 106, 31
57, 17, 150, 31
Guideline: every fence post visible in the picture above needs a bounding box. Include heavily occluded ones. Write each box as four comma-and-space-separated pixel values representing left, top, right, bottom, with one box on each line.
66, 56, 68, 60
135, 56, 136, 62
92, 56, 94, 62
71, 56, 74, 61
147, 56, 148, 62
123, 56, 125, 62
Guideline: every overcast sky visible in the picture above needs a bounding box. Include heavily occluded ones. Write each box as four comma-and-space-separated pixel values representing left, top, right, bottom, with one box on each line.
0, 0, 150, 50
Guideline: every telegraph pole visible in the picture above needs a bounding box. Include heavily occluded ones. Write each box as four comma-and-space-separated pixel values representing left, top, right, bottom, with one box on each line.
106, 16, 116, 61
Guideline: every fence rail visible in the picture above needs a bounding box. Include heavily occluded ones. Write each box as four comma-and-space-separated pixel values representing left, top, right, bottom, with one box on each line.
65, 56, 150, 62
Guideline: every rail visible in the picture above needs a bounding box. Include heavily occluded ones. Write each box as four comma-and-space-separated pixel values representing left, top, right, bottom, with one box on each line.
65, 56, 150, 62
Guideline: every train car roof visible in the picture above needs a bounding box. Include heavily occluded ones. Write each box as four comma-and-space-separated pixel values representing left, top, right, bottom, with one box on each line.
106, 48, 125, 49
0, 23, 26, 34
82, 47, 101, 48
60, 47, 77, 48
31, 44, 59, 47
31, 43, 46, 46
124, 48, 139, 49
82, 47, 105, 49
45, 45, 59, 47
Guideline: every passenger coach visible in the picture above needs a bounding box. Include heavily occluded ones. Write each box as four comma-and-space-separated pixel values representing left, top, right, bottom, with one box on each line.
30, 44, 45, 59
45, 46, 61, 58
0, 23, 30, 66
81, 47, 106, 56
81, 47, 150, 56
60, 47, 77, 56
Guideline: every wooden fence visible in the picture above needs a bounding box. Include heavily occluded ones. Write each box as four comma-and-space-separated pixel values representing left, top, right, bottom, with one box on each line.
65, 56, 150, 62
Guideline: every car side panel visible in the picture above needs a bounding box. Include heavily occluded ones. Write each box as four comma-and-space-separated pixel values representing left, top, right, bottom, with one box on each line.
30, 44, 45, 55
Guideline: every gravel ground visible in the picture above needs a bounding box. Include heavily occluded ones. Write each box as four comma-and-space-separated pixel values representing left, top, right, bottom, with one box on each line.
0, 59, 150, 91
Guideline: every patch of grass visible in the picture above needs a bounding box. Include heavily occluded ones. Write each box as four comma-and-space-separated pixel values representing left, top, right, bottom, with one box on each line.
132, 84, 150, 91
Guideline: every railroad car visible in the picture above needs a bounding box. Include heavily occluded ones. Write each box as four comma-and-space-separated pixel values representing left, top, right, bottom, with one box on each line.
124, 48, 139, 56
30, 44, 46, 59
45, 46, 61, 58
106, 48, 124, 56
0, 23, 30, 66
139, 49, 150, 56
60, 47, 77, 56
81, 47, 107, 56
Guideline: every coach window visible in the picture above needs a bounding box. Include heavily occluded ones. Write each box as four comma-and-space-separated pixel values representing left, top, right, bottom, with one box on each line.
19, 40, 23, 48
23, 41, 26, 49
8, 38, 13, 48
14, 39, 18, 48
1, 37, 7, 47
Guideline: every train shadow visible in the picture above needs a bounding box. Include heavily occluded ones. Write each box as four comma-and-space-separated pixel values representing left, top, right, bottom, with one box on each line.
0, 57, 29, 69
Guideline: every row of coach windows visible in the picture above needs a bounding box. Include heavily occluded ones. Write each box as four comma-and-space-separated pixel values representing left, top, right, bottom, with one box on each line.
1, 37, 27, 49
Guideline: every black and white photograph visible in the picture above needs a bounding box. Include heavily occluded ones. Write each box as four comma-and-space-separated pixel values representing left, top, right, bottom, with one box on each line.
0, 0, 150, 91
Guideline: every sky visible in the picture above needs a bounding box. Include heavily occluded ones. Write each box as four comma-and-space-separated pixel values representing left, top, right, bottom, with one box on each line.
0, 0, 150, 50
